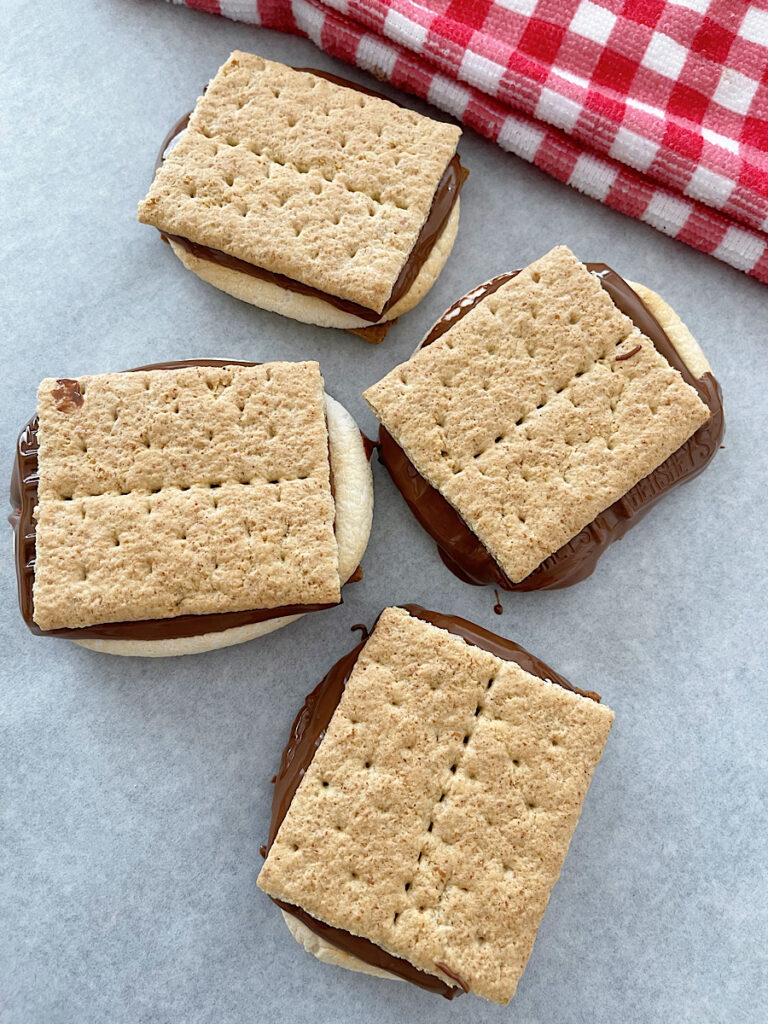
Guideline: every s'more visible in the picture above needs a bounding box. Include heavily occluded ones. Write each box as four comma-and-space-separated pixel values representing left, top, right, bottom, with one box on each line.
10, 360, 373, 657
258, 605, 614, 1003
138, 53, 466, 342
364, 245, 723, 589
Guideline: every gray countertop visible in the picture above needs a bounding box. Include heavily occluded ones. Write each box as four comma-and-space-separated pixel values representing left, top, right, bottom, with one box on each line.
2, 2, 767, 1022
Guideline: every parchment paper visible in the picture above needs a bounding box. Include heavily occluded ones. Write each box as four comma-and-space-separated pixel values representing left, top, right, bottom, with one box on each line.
1, 3, 766, 1022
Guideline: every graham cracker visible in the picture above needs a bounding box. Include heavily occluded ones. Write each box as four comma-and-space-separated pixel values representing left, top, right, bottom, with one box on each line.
363, 246, 711, 583
32, 362, 340, 631
258, 606, 614, 1004
138, 52, 461, 313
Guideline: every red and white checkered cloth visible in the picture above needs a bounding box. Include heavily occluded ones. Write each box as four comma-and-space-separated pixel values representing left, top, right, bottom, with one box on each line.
170, 0, 768, 284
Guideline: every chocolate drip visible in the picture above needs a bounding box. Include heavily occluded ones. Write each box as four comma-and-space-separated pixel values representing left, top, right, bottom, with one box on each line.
9, 359, 344, 641
434, 962, 470, 993
152, 68, 467, 324
265, 605, 599, 998
378, 266, 724, 590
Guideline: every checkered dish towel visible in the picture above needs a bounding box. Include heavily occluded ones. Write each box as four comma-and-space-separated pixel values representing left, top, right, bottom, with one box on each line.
170, 1, 768, 284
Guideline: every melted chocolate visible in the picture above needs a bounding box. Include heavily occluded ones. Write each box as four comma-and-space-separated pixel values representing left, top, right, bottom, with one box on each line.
10, 359, 344, 641
153, 69, 467, 323
361, 433, 378, 461
378, 266, 724, 590
347, 320, 397, 344
154, 113, 194, 174
265, 606, 600, 998
163, 156, 464, 323
51, 378, 84, 412
434, 962, 470, 993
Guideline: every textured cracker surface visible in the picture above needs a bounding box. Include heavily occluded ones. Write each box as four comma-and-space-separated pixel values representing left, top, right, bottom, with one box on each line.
33, 363, 340, 630
364, 246, 711, 582
258, 607, 614, 1004
167, 198, 461, 331
69, 393, 372, 657
138, 52, 461, 313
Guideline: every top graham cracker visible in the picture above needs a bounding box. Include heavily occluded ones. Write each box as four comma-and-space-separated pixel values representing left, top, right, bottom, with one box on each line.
32, 362, 340, 631
138, 52, 461, 313
364, 246, 711, 583
258, 606, 614, 1004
